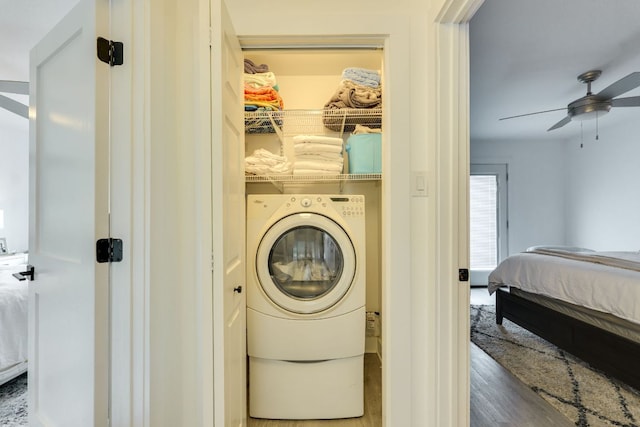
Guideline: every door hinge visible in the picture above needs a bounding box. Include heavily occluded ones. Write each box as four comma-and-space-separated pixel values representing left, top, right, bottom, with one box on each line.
458, 268, 469, 282
96, 238, 123, 263
97, 37, 124, 66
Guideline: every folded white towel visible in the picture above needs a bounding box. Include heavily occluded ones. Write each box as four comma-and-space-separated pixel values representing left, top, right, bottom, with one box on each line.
295, 152, 344, 162
292, 135, 344, 146
245, 148, 292, 174
294, 143, 343, 154
294, 160, 343, 172
245, 162, 292, 175
244, 72, 277, 89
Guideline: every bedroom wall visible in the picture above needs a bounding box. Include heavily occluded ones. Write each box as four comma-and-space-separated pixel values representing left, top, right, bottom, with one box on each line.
564, 117, 640, 251
0, 116, 29, 253
471, 138, 566, 255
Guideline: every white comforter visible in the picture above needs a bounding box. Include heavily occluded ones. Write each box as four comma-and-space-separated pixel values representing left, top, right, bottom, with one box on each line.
488, 248, 640, 325
0, 266, 28, 384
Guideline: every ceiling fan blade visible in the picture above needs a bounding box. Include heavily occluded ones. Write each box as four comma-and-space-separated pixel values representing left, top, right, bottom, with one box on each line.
611, 96, 640, 107
547, 115, 571, 131
0, 80, 29, 95
0, 94, 28, 119
596, 72, 640, 100
499, 107, 566, 121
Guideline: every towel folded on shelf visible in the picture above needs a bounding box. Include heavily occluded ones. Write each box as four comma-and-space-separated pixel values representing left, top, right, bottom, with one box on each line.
292, 134, 344, 175
293, 143, 344, 154
244, 72, 278, 89
341, 67, 380, 88
325, 80, 382, 110
294, 160, 344, 172
244, 85, 284, 111
245, 148, 292, 175
323, 80, 382, 132
244, 59, 269, 74
292, 135, 344, 146
294, 152, 343, 162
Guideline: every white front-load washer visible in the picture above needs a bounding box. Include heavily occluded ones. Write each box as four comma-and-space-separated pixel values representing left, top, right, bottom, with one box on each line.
246, 194, 366, 420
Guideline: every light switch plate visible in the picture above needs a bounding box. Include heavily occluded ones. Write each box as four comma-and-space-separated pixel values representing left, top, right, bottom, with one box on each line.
411, 171, 428, 197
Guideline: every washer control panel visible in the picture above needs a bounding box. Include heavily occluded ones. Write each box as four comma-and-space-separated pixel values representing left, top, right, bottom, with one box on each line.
284, 195, 365, 217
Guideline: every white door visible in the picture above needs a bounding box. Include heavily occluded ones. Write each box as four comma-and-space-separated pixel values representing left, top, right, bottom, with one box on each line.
210, 1, 246, 426
28, 1, 110, 426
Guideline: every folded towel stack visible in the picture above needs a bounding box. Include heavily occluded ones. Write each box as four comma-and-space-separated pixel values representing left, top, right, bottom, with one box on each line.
341, 67, 381, 88
244, 59, 283, 111
244, 58, 269, 74
245, 148, 292, 175
244, 59, 284, 133
293, 135, 344, 175
323, 67, 382, 132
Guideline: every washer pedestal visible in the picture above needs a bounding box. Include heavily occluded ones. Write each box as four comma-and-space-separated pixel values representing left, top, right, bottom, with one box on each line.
249, 355, 364, 420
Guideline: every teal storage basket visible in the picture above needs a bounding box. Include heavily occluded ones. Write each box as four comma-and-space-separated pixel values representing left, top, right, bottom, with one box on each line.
345, 133, 382, 174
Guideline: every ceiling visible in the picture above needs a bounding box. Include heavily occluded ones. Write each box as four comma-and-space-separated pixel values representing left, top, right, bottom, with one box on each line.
0, 0, 78, 132
470, 0, 640, 142
2, 0, 640, 143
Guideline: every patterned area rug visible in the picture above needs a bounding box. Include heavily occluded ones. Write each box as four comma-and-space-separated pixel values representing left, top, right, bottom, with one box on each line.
0, 373, 27, 427
471, 305, 640, 427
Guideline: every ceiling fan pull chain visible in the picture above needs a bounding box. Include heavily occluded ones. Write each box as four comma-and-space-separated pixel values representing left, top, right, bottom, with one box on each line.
580, 122, 584, 148
595, 112, 600, 140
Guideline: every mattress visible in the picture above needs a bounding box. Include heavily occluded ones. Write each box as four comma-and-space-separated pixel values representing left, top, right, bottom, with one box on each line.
0, 265, 28, 385
488, 248, 640, 326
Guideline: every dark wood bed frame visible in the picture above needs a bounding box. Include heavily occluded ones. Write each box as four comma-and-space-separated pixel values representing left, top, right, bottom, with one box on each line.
495, 288, 640, 391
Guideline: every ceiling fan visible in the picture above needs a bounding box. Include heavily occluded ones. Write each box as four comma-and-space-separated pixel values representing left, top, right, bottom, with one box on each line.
500, 70, 640, 131
0, 80, 29, 119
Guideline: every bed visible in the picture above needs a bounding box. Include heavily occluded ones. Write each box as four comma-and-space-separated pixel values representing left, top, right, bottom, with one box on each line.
488, 246, 640, 391
0, 263, 28, 386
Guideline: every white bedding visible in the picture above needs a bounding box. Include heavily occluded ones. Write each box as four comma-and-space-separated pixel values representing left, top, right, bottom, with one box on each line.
0, 266, 28, 385
488, 248, 640, 326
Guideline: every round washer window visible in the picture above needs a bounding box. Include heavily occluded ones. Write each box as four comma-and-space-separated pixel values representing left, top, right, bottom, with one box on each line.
268, 225, 344, 300
256, 213, 356, 314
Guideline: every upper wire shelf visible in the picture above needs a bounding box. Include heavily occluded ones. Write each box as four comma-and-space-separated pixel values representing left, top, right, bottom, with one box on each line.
244, 108, 382, 136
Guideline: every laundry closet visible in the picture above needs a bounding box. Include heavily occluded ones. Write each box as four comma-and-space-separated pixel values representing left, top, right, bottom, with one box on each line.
242, 46, 384, 420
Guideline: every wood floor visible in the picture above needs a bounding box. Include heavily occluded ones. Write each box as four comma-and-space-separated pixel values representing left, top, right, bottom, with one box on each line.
248, 289, 573, 426
470, 342, 574, 427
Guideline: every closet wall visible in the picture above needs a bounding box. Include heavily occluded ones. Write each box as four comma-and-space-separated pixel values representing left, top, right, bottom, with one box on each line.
244, 48, 383, 354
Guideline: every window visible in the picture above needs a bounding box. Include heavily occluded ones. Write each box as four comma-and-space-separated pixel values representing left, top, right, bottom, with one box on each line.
470, 164, 508, 286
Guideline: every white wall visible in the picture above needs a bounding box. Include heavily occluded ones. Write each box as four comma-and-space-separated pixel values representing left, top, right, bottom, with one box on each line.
564, 118, 640, 251
0, 116, 29, 253
471, 138, 566, 254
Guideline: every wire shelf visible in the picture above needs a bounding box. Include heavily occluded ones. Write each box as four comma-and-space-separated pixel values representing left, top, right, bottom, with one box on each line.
244, 108, 382, 136
245, 173, 381, 183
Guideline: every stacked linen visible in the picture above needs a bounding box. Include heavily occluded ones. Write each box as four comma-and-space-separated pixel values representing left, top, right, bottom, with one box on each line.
245, 148, 292, 176
243, 59, 283, 110
323, 67, 382, 132
244, 59, 285, 133
341, 67, 381, 88
293, 135, 344, 176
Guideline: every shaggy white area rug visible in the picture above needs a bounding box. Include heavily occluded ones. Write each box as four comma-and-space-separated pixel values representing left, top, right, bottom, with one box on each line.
471, 304, 640, 427
0, 373, 27, 427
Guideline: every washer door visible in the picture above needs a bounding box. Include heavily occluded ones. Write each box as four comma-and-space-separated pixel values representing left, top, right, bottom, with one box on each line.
256, 212, 356, 314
